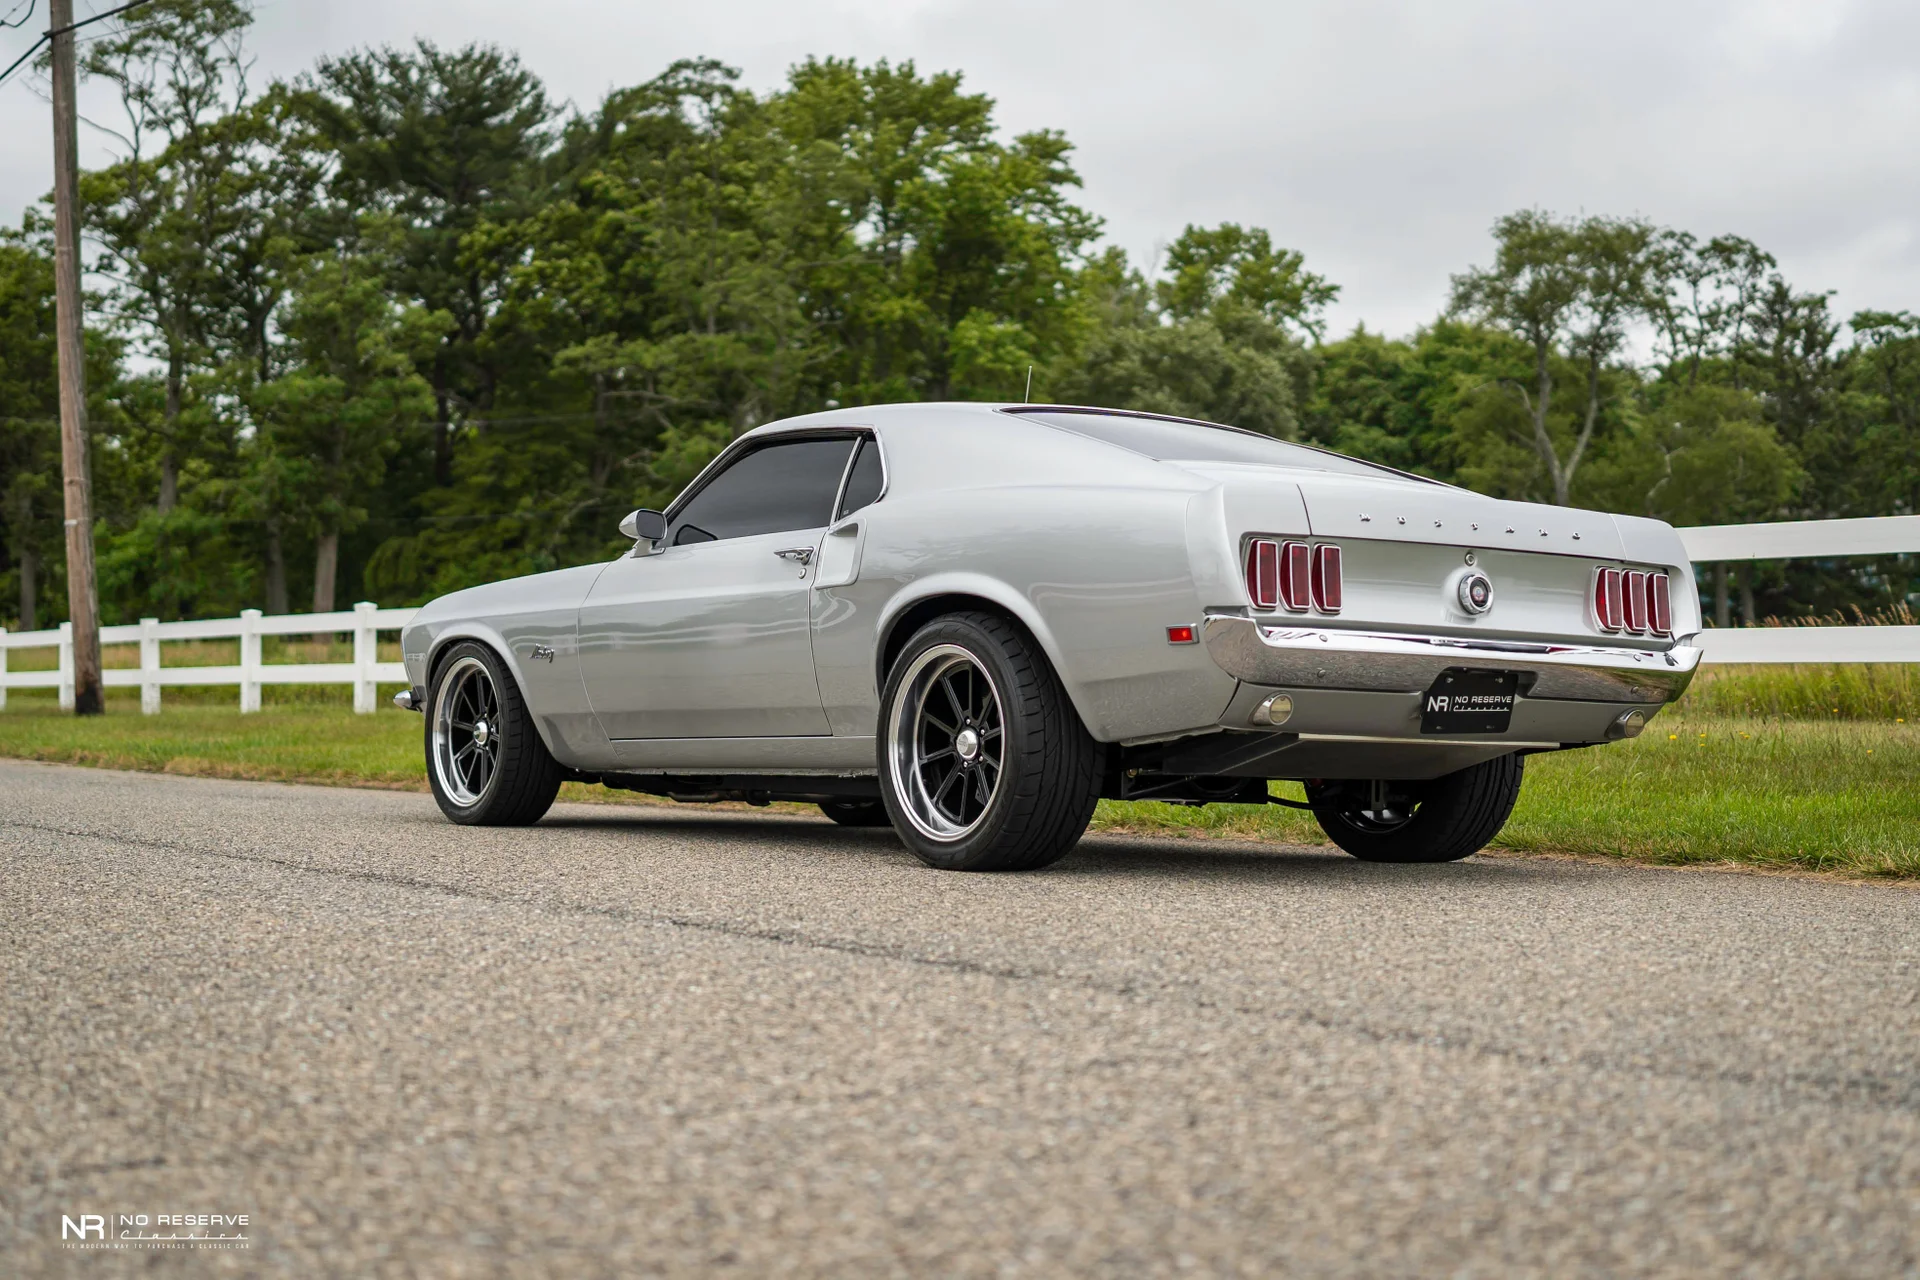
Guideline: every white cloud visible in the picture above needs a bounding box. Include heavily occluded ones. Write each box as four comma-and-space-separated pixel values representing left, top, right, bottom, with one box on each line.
1, 0, 1912, 338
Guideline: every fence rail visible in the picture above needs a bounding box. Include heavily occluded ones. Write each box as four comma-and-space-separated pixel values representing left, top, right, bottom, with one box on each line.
0, 602, 416, 714
2, 515, 1915, 713
1678, 515, 1917, 664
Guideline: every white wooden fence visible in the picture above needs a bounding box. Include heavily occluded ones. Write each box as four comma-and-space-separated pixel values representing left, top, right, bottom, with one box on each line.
0, 603, 414, 714
0, 514, 1913, 715
1679, 515, 1919, 664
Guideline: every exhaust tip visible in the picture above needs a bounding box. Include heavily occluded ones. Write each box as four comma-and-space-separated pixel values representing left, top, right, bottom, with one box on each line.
1610, 709, 1646, 739
1250, 693, 1294, 727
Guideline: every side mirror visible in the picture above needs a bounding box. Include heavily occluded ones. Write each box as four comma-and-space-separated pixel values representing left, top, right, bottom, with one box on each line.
620, 508, 668, 553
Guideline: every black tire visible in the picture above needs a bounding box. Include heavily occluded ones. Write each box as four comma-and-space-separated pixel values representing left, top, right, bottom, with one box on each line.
425, 641, 564, 826
1309, 753, 1524, 863
818, 800, 893, 828
878, 612, 1102, 872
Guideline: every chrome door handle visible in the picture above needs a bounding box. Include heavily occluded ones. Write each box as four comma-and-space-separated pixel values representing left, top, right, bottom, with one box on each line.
774, 547, 814, 565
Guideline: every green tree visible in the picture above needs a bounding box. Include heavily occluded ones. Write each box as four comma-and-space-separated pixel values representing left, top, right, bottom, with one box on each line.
0, 228, 61, 629
304, 41, 554, 489
1056, 224, 1331, 436
775, 58, 1101, 404
1449, 211, 1659, 505
78, 0, 257, 513
248, 242, 442, 613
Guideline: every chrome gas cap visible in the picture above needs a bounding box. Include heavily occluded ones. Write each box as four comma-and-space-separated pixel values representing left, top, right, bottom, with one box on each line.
1457, 571, 1494, 615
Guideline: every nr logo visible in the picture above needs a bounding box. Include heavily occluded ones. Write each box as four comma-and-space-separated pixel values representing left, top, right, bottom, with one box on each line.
62, 1215, 105, 1240
1427, 695, 1449, 712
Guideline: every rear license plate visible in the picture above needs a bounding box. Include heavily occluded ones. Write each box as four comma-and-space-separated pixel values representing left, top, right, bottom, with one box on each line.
1420, 669, 1519, 734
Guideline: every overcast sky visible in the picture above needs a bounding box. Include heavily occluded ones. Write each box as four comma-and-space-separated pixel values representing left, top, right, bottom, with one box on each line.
2, 0, 1914, 339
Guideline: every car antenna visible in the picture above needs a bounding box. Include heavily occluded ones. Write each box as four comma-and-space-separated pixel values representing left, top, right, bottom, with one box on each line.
1023, 365, 1033, 403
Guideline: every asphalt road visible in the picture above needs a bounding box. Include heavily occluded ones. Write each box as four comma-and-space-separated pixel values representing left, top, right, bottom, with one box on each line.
3, 760, 1917, 1278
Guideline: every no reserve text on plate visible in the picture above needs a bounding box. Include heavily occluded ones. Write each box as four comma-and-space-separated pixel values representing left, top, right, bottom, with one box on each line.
1420, 668, 1518, 734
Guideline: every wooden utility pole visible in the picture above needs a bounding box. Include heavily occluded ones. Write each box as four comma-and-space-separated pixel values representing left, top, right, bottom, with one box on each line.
49, 0, 102, 714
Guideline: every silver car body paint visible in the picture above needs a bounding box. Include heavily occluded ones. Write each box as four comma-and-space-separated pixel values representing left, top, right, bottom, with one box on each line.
402, 401, 1702, 780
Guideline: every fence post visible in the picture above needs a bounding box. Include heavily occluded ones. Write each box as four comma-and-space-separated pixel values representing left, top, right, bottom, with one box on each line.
58, 621, 74, 711
353, 601, 378, 714
239, 609, 262, 713
0, 626, 8, 712
140, 617, 161, 715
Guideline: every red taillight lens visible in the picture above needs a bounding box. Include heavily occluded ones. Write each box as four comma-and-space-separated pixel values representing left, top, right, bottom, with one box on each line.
1311, 543, 1342, 613
1245, 539, 1279, 610
1594, 568, 1623, 631
1246, 538, 1319, 612
1281, 541, 1311, 611
1649, 572, 1672, 636
1623, 570, 1649, 633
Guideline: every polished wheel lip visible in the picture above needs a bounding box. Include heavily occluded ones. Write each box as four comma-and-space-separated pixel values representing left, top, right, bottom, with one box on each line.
432, 655, 501, 808
886, 643, 1006, 844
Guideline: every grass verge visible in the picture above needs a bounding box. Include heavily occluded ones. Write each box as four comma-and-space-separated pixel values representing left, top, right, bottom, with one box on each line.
0, 686, 1912, 878
1099, 713, 1919, 878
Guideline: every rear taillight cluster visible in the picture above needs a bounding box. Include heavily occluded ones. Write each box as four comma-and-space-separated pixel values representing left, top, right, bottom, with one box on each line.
1593, 567, 1672, 636
1245, 539, 1341, 614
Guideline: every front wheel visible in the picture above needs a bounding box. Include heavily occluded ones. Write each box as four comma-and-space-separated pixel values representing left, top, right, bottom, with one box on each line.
425, 641, 564, 826
879, 612, 1102, 872
1308, 754, 1524, 863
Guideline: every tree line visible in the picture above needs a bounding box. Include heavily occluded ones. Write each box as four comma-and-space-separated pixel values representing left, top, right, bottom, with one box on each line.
1, 0, 1914, 632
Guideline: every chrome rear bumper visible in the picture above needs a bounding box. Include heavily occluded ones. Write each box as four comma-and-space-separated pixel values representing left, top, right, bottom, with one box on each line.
1204, 613, 1700, 704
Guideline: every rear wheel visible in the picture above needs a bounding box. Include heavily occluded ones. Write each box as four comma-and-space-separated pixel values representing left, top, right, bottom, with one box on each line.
426, 641, 564, 826
1308, 754, 1523, 863
818, 800, 892, 828
879, 612, 1101, 872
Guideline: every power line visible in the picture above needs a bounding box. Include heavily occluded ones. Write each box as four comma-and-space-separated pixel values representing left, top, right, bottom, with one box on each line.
0, 0, 149, 89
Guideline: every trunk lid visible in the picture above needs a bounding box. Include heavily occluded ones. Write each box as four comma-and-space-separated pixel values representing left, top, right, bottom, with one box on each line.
1188, 467, 1656, 649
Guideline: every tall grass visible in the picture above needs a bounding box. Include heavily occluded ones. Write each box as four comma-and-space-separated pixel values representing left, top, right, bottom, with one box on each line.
1678, 664, 1918, 721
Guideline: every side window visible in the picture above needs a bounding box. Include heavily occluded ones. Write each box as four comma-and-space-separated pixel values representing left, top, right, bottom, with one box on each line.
668, 437, 856, 546
836, 437, 885, 519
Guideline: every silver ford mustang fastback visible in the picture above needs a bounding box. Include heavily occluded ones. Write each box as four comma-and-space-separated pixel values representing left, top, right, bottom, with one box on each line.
398, 403, 1701, 871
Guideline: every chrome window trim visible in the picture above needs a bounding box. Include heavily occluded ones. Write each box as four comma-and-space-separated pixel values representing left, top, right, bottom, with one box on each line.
662, 427, 867, 542
831, 430, 890, 522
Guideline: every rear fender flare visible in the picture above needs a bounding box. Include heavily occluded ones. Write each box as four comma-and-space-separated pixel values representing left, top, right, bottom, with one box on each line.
872, 572, 1098, 735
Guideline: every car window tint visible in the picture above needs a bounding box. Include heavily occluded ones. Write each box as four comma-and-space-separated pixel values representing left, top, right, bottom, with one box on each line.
669, 437, 856, 545
1010, 409, 1420, 479
836, 437, 885, 518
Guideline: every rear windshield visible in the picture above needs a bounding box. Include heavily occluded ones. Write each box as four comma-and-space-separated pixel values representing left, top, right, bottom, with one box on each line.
1007, 408, 1419, 479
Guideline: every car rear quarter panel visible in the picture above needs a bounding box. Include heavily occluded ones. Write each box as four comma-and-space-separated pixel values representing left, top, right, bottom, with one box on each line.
813, 465, 1238, 743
